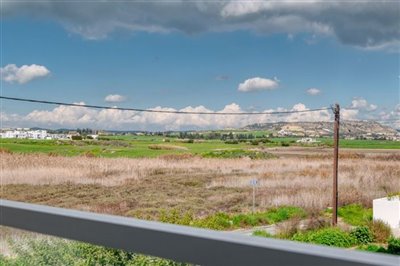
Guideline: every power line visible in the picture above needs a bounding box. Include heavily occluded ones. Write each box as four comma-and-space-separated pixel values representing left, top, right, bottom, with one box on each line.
0, 96, 331, 116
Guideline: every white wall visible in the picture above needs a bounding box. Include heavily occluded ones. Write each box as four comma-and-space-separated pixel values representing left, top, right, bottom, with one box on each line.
373, 197, 400, 228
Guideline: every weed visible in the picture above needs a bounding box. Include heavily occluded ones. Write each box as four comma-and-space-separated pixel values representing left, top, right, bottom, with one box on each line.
337, 204, 372, 226
252, 230, 273, 238
292, 227, 355, 248
366, 220, 392, 243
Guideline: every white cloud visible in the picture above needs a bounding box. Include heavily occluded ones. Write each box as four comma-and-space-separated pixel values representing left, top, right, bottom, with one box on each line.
341, 109, 359, 120
238, 77, 279, 92
5, 99, 397, 130
3, 1, 399, 50
350, 97, 378, 112
306, 88, 321, 95
3, 102, 333, 131
0, 64, 50, 84
104, 94, 127, 103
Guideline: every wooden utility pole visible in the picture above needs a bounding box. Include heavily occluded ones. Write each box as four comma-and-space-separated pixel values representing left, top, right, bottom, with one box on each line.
332, 103, 340, 226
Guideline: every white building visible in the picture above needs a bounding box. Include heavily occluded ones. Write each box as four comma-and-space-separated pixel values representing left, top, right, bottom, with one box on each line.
1, 129, 48, 140
296, 137, 320, 143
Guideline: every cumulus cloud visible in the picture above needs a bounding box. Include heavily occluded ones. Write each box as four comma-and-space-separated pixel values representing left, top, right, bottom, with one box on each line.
104, 94, 127, 103
350, 97, 378, 112
378, 104, 400, 129
2, 102, 333, 131
2, 1, 399, 49
1, 64, 50, 84
306, 88, 321, 96
341, 108, 359, 121
238, 77, 279, 92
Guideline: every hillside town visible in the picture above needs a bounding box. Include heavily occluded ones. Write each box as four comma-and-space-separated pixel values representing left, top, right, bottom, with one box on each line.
248, 121, 400, 141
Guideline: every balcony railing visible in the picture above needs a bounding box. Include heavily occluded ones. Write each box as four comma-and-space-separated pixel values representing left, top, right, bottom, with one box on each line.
1, 199, 399, 266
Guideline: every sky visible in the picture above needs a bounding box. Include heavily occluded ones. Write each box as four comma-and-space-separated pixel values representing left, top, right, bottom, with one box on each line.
1, 0, 399, 130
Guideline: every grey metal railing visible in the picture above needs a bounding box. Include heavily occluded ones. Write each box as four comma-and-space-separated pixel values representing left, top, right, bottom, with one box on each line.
0, 199, 399, 266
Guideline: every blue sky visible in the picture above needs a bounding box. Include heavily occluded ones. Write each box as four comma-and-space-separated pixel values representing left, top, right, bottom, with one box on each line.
1, 1, 399, 130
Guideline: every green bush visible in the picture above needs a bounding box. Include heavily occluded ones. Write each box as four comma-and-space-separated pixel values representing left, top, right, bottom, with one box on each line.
357, 237, 400, 255
350, 226, 373, 244
193, 213, 232, 230
250, 140, 260, 145
71, 135, 83, 140
387, 237, 400, 255
292, 228, 355, 248
224, 140, 239, 144
337, 204, 372, 226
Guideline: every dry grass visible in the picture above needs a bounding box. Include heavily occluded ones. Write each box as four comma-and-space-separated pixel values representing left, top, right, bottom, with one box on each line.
148, 144, 188, 151
1, 150, 399, 217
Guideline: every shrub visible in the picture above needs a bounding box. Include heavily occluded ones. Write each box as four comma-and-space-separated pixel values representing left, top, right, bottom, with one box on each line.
202, 149, 276, 160
75, 242, 135, 265
292, 228, 355, 248
350, 226, 373, 244
337, 204, 372, 226
264, 206, 306, 224
280, 142, 290, 147
387, 237, 400, 255
193, 213, 232, 230
366, 220, 392, 243
71, 135, 83, 140
250, 140, 260, 145
224, 140, 239, 144
304, 216, 330, 231
276, 217, 301, 239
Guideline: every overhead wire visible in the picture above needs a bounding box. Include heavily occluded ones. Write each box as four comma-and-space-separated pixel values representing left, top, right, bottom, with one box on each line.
0, 96, 331, 116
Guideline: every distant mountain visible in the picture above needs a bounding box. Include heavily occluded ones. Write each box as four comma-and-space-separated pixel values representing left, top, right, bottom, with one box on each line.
243, 121, 398, 138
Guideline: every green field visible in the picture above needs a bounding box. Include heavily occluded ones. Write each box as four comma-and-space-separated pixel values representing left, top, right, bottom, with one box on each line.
0, 135, 398, 158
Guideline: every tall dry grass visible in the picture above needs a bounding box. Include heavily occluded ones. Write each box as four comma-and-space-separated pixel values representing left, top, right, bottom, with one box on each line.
1, 151, 399, 212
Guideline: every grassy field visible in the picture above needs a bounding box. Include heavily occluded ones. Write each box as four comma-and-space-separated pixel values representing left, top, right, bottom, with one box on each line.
1, 150, 399, 216
0, 136, 398, 159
